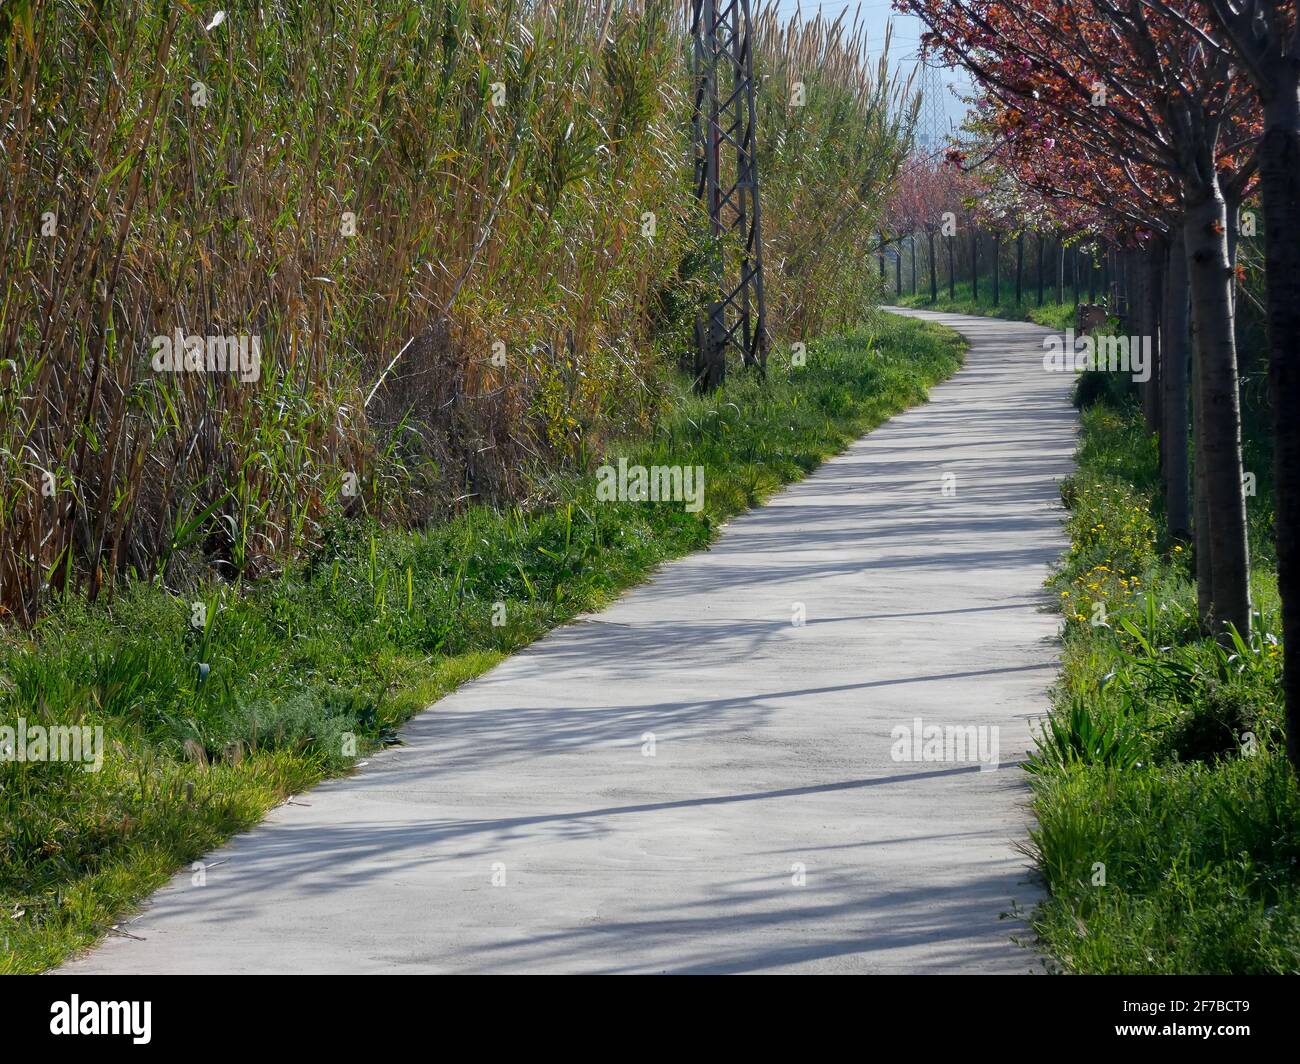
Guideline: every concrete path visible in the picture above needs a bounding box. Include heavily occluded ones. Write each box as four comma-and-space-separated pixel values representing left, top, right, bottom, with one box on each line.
64, 308, 1077, 974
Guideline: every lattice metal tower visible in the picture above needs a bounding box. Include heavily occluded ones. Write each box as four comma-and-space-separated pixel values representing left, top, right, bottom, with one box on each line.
690, 0, 767, 391
916, 61, 949, 158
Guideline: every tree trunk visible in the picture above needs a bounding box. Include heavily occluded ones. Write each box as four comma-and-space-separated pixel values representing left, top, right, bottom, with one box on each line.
1193, 308, 1214, 622
1184, 194, 1252, 637
1037, 233, 1044, 306
1142, 244, 1164, 436
1188, 234, 1215, 623
971, 229, 979, 301
1260, 81, 1300, 771
1227, 195, 1245, 375
929, 229, 938, 303
947, 233, 955, 300
1072, 244, 1080, 306
1163, 228, 1191, 542
1117, 251, 1126, 323
1015, 232, 1024, 305
1055, 239, 1064, 304
895, 244, 902, 296
992, 231, 1001, 306
910, 232, 917, 295
1125, 250, 1138, 329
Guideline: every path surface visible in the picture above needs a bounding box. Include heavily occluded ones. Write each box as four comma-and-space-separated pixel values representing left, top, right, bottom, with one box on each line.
64, 308, 1077, 974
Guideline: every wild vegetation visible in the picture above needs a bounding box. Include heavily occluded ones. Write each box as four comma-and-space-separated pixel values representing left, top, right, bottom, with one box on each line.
0, 0, 915, 626
1029, 368, 1295, 972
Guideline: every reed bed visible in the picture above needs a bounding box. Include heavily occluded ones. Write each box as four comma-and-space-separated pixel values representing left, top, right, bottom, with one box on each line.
753, 10, 917, 337
0, 0, 914, 625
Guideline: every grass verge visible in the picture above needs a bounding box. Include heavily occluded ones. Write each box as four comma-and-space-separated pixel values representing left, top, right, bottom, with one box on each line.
896, 278, 1079, 330
0, 312, 964, 973
1027, 386, 1296, 973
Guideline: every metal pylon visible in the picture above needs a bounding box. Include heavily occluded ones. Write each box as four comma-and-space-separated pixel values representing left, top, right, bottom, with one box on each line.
916, 61, 949, 157
690, 0, 767, 391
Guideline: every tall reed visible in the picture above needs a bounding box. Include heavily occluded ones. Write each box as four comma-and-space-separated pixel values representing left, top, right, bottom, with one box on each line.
0, 0, 913, 624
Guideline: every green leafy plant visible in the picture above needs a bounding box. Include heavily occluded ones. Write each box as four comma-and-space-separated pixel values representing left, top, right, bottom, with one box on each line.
1026, 695, 1144, 773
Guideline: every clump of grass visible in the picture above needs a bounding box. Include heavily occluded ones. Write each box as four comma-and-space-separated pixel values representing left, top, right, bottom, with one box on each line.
0, 312, 963, 973
1030, 755, 1300, 974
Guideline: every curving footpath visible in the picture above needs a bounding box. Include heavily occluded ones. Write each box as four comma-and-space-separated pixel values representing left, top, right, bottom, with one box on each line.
63, 308, 1077, 974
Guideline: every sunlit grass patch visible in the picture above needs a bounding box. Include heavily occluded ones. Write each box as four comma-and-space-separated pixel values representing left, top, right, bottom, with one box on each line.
897, 278, 1080, 330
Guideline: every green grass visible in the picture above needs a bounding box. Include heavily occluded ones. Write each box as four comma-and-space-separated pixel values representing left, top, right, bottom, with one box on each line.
897, 277, 1080, 330
1027, 382, 1297, 973
0, 312, 964, 973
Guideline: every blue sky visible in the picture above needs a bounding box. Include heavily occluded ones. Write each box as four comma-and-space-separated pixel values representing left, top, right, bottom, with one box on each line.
768, 0, 973, 139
